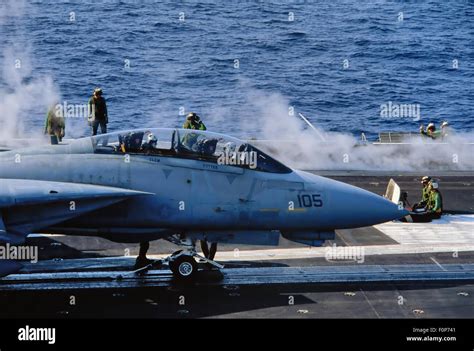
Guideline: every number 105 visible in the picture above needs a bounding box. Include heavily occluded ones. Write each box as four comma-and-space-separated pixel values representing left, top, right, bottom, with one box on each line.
297, 194, 323, 207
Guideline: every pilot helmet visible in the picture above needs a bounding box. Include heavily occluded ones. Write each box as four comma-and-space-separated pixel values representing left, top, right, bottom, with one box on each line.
224, 141, 236, 153
147, 133, 157, 144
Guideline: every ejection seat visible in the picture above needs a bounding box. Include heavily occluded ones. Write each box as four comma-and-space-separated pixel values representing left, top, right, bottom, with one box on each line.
118, 132, 145, 153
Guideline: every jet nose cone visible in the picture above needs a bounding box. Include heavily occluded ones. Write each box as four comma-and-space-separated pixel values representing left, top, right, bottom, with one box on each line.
306, 175, 408, 229
360, 191, 407, 225
295, 172, 408, 229
333, 183, 408, 228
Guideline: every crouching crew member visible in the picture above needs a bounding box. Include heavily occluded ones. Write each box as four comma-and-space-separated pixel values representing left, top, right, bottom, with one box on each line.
412, 176, 431, 211
407, 181, 443, 223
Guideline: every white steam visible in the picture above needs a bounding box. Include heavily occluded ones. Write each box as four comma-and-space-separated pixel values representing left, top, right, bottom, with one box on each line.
234, 89, 474, 172
0, 0, 26, 24
0, 0, 60, 142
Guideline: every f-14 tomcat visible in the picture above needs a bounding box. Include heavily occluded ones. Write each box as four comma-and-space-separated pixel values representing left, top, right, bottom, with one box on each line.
0, 128, 406, 279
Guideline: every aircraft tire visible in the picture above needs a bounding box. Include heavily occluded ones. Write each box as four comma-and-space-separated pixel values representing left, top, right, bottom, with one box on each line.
170, 255, 198, 280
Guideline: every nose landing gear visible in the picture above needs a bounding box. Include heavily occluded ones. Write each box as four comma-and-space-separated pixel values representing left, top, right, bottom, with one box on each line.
130, 236, 224, 281
167, 245, 224, 281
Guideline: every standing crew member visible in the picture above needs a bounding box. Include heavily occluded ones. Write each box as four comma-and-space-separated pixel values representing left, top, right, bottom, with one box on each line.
183, 112, 206, 130
88, 88, 108, 136
44, 103, 65, 144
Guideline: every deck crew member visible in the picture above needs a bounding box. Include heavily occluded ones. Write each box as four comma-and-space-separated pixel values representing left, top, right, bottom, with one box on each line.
427, 181, 443, 219
408, 181, 443, 222
88, 88, 108, 136
440, 121, 450, 139
44, 103, 65, 144
412, 176, 431, 211
183, 112, 206, 130
420, 123, 441, 139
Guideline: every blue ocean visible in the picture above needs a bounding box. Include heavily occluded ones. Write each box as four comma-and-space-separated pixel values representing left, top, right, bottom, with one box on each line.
0, 0, 473, 140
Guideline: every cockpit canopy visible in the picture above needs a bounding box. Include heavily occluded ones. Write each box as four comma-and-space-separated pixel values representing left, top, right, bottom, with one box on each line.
89, 128, 291, 173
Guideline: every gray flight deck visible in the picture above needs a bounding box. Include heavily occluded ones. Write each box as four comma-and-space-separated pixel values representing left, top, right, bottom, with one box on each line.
1, 172, 473, 318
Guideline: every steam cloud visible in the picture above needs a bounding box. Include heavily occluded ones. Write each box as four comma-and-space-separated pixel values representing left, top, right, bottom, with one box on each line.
0, 0, 60, 143
235, 89, 474, 172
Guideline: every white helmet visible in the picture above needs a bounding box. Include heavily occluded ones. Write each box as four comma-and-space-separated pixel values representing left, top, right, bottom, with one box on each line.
427, 122, 435, 129
223, 142, 236, 153
147, 133, 157, 143
441, 121, 449, 128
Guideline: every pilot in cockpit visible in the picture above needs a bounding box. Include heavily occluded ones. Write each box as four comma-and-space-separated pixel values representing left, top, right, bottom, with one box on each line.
141, 132, 158, 153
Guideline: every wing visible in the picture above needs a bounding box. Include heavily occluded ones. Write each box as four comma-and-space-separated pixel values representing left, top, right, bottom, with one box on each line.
0, 179, 153, 244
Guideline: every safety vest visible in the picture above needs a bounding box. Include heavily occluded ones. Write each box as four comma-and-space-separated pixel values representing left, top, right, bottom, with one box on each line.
421, 186, 430, 202
183, 120, 206, 131
428, 191, 443, 214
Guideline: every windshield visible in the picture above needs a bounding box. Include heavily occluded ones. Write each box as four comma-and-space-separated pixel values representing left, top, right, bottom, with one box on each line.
178, 129, 245, 157
177, 130, 291, 173
89, 128, 291, 173
92, 128, 176, 154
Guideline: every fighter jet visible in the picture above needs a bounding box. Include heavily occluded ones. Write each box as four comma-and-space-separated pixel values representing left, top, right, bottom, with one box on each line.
0, 128, 407, 279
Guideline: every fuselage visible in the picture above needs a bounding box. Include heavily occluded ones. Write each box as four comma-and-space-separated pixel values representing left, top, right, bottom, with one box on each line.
0, 128, 406, 243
